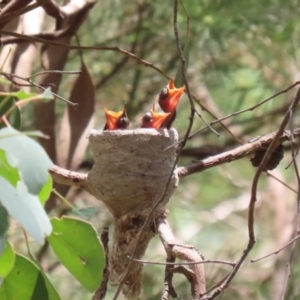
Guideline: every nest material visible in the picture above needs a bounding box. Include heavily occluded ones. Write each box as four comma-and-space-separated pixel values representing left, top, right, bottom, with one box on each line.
86, 128, 179, 218
86, 128, 179, 299
250, 143, 284, 171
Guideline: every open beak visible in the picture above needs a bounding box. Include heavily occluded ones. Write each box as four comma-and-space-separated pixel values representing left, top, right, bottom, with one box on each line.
158, 79, 185, 113
103, 105, 129, 130
141, 105, 170, 129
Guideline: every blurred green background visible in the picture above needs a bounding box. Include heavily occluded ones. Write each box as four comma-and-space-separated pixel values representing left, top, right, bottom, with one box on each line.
16, 0, 300, 299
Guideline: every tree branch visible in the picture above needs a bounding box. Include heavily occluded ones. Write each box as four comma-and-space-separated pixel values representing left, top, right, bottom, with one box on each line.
157, 215, 206, 299
49, 165, 87, 188
177, 128, 300, 178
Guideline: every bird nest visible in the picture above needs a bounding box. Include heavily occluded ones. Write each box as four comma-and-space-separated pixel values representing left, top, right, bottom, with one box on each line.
86, 128, 180, 298
86, 128, 179, 218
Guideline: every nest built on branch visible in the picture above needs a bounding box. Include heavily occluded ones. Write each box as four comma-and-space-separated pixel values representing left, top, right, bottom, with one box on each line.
86, 129, 179, 298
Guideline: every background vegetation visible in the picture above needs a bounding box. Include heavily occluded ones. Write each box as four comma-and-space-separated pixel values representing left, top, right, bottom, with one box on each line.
1, 0, 300, 299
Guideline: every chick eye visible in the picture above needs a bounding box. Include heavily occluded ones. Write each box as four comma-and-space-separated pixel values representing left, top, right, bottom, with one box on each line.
142, 113, 152, 123
119, 118, 126, 126
159, 88, 168, 100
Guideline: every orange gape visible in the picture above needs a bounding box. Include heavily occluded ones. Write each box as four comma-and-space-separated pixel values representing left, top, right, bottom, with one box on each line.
103, 104, 130, 130
141, 105, 170, 129
158, 79, 185, 128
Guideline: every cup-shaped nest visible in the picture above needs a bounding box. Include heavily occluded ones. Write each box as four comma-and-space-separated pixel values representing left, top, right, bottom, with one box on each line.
86, 128, 179, 218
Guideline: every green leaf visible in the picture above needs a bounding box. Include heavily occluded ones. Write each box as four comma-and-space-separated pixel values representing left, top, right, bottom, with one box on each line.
48, 217, 105, 292
26, 248, 61, 300
8, 104, 21, 130
0, 96, 12, 117
71, 207, 97, 220
0, 148, 20, 187
0, 96, 21, 130
0, 204, 9, 236
0, 127, 53, 195
174, 39, 190, 87
11, 90, 35, 100
38, 268, 61, 300
38, 175, 53, 205
0, 237, 5, 258
0, 254, 60, 300
0, 241, 15, 279
0, 205, 9, 256
0, 178, 52, 244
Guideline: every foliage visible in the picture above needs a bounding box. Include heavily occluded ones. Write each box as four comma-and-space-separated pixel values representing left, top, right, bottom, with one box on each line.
0, 92, 104, 299
1, 0, 300, 299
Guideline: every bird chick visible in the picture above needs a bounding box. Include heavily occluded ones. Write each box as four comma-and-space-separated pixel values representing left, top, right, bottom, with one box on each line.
141, 105, 170, 129
158, 79, 185, 128
103, 104, 130, 130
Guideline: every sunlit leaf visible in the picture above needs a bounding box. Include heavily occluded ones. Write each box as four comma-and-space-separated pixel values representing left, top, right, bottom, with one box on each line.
0, 178, 52, 244
38, 175, 53, 205
0, 148, 20, 187
11, 90, 35, 100
48, 217, 105, 292
0, 127, 53, 195
0, 241, 15, 279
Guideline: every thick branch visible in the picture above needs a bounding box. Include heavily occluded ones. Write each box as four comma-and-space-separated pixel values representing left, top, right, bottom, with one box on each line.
49, 128, 300, 188
49, 165, 87, 188
177, 128, 300, 178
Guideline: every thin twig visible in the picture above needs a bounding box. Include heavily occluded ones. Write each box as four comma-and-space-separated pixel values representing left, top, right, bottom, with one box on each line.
0, 30, 170, 80
128, 256, 236, 267
0, 70, 77, 106
28, 70, 81, 79
188, 81, 300, 140
251, 234, 300, 263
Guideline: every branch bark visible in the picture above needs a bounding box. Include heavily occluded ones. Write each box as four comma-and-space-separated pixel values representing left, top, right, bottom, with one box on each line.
177, 128, 300, 177
157, 215, 206, 299
49, 128, 299, 187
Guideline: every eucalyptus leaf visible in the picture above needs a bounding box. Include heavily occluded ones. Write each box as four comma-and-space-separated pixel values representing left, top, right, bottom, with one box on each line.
0, 97, 21, 130
0, 241, 15, 279
0, 178, 52, 244
11, 90, 35, 100
0, 237, 5, 258
48, 217, 105, 292
0, 148, 20, 187
0, 127, 53, 195
0, 254, 60, 300
0, 204, 9, 236
38, 175, 53, 205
